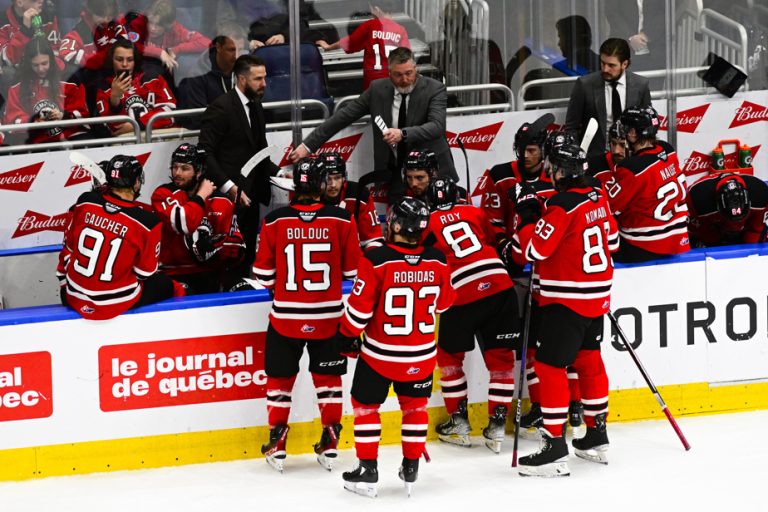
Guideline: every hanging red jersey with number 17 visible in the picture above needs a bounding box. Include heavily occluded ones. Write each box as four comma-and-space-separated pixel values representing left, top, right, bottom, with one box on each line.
252, 203, 361, 339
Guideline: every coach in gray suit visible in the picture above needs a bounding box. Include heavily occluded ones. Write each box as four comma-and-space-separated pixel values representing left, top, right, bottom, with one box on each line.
565, 38, 651, 155
289, 47, 456, 200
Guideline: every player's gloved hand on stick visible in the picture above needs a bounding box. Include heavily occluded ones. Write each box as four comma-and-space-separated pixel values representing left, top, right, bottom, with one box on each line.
188, 219, 223, 262
510, 182, 542, 228
335, 331, 360, 358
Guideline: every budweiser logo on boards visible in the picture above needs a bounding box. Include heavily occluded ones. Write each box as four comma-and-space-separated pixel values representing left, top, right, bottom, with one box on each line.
12, 210, 68, 238
278, 133, 364, 167
0, 162, 43, 192
729, 101, 768, 128
66, 152, 151, 187
446, 122, 503, 151
681, 150, 713, 177
659, 104, 710, 133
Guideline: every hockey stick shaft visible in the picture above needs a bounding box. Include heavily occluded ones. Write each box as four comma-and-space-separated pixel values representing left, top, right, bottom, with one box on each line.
454, 136, 471, 195
511, 267, 534, 467
607, 311, 691, 451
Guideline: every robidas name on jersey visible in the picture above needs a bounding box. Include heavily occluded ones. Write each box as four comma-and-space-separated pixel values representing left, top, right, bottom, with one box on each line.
393, 270, 435, 283
286, 227, 330, 239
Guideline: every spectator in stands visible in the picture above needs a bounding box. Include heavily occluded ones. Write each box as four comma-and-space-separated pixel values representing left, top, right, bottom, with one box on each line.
289, 46, 457, 205
57, 154, 185, 320
177, 22, 247, 125
60, 0, 127, 73
687, 173, 768, 247
122, 0, 211, 74
151, 142, 245, 294
0, 0, 60, 68
95, 38, 176, 135
4, 36, 89, 144
315, 0, 410, 90
606, 0, 667, 73
565, 38, 651, 156
198, 54, 280, 276
555, 15, 600, 74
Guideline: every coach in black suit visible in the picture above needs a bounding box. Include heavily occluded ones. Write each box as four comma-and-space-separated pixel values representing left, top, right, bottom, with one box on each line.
198, 54, 279, 275
289, 46, 456, 202
565, 38, 651, 155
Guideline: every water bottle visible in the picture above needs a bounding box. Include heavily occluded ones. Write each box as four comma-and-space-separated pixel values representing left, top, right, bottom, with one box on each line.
31, 15, 43, 37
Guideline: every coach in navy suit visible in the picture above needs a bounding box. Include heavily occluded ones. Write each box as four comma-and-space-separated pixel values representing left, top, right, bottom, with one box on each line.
565, 38, 651, 155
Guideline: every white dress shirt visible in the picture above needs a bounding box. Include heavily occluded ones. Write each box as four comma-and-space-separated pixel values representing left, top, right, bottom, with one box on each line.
604, 71, 627, 128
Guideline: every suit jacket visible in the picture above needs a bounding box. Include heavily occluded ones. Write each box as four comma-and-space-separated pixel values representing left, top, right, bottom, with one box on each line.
198, 89, 278, 206
565, 70, 651, 155
303, 75, 457, 180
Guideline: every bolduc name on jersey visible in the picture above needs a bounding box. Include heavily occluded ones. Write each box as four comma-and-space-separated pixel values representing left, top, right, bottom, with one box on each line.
286, 227, 329, 239
84, 212, 128, 237
584, 206, 608, 224
371, 30, 402, 43
393, 270, 435, 283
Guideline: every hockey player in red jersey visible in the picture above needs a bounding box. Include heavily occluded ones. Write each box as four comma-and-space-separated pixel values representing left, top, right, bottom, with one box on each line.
253, 158, 362, 473
588, 122, 627, 185
95, 39, 176, 136
57, 155, 183, 320
151, 143, 245, 294
472, 122, 551, 233
422, 177, 520, 453
606, 106, 690, 262
514, 144, 618, 477
318, 151, 384, 251
339, 197, 454, 497
687, 173, 768, 247
316, 1, 410, 90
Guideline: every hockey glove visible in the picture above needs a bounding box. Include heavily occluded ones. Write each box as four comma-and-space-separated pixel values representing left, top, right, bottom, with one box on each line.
188, 220, 223, 262
335, 331, 361, 359
511, 182, 542, 228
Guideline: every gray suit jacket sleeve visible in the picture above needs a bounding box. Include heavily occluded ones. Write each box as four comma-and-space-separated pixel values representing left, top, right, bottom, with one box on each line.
303, 88, 372, 151
406, 80, 447, 144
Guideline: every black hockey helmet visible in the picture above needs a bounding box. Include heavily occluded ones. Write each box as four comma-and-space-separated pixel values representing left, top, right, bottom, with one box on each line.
387, 197, 430, 239
514, 122, 547, 160
717, 176, 750, 222
293, 156, 325, 195
543, 130, 577, 160
618, 105, 660, 140
608, 121, 624, 142
427, 177, 458, 211
105, 154, 144, 189
549, 143, 588, 188
403, 149, 438, 179
171, 142, 206, 173
315, 151, 346, 179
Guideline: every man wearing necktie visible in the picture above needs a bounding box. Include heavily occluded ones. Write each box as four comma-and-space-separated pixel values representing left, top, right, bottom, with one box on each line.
289, 46, 457, 204
565, 38, 651, 156
199, 54, 280, 276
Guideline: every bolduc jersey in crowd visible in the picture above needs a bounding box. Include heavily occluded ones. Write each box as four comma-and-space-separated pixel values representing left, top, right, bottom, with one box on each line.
340, 243, 455, 382
253, 203, 361, 339
517, 186, 619, 318
57, 190, 162, 320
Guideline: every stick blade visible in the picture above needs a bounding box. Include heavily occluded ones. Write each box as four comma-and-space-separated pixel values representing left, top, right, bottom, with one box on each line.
580, 118, 599, 152
69, 151, 106, 186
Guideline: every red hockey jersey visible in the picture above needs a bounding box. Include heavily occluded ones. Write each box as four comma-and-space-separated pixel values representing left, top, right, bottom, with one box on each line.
339, 17, 410, 90
57, 190, 162, 320
253, 203, 362, 339
340, 243, 455, 381
334, 180, 384, 251
0, 7, 60, 67
60, 13, 128, 70
96, 73, 176, 132
4, 80, 88, 143
605, 141, 690, 255
687, 173, 768, 247
425, 203, 512, 306
518, 186, 619, 318
151, 184, 243, 275
588, 151, 619, 186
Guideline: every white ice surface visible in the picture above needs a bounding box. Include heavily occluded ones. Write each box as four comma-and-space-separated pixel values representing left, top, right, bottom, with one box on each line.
0, 410, 765, 512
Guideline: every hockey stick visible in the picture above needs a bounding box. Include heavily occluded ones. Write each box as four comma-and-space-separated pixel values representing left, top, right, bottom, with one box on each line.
235, 144, 281, 207
607, 311, 691, 451
511, 265, 535, 467
580, 118, 599, 152
374, 115, 398, 157
69, 151, 106, 187
454, 135, 471, 196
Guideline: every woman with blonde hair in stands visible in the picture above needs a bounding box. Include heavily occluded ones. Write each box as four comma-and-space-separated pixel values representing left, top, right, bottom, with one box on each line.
4, 36, 89, 145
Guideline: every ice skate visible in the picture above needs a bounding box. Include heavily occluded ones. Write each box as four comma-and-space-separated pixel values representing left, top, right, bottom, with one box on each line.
573, 413, 609, 464
482, 405, 508, 454
567, 400, 586, 437
518, 428, 570, 478
314, 423, 342, 471
518, 402, 543, 440
436, 399, 472, 447
261, 424, 289, 473
342, 459, 378, 498
398, 457, 419, 497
